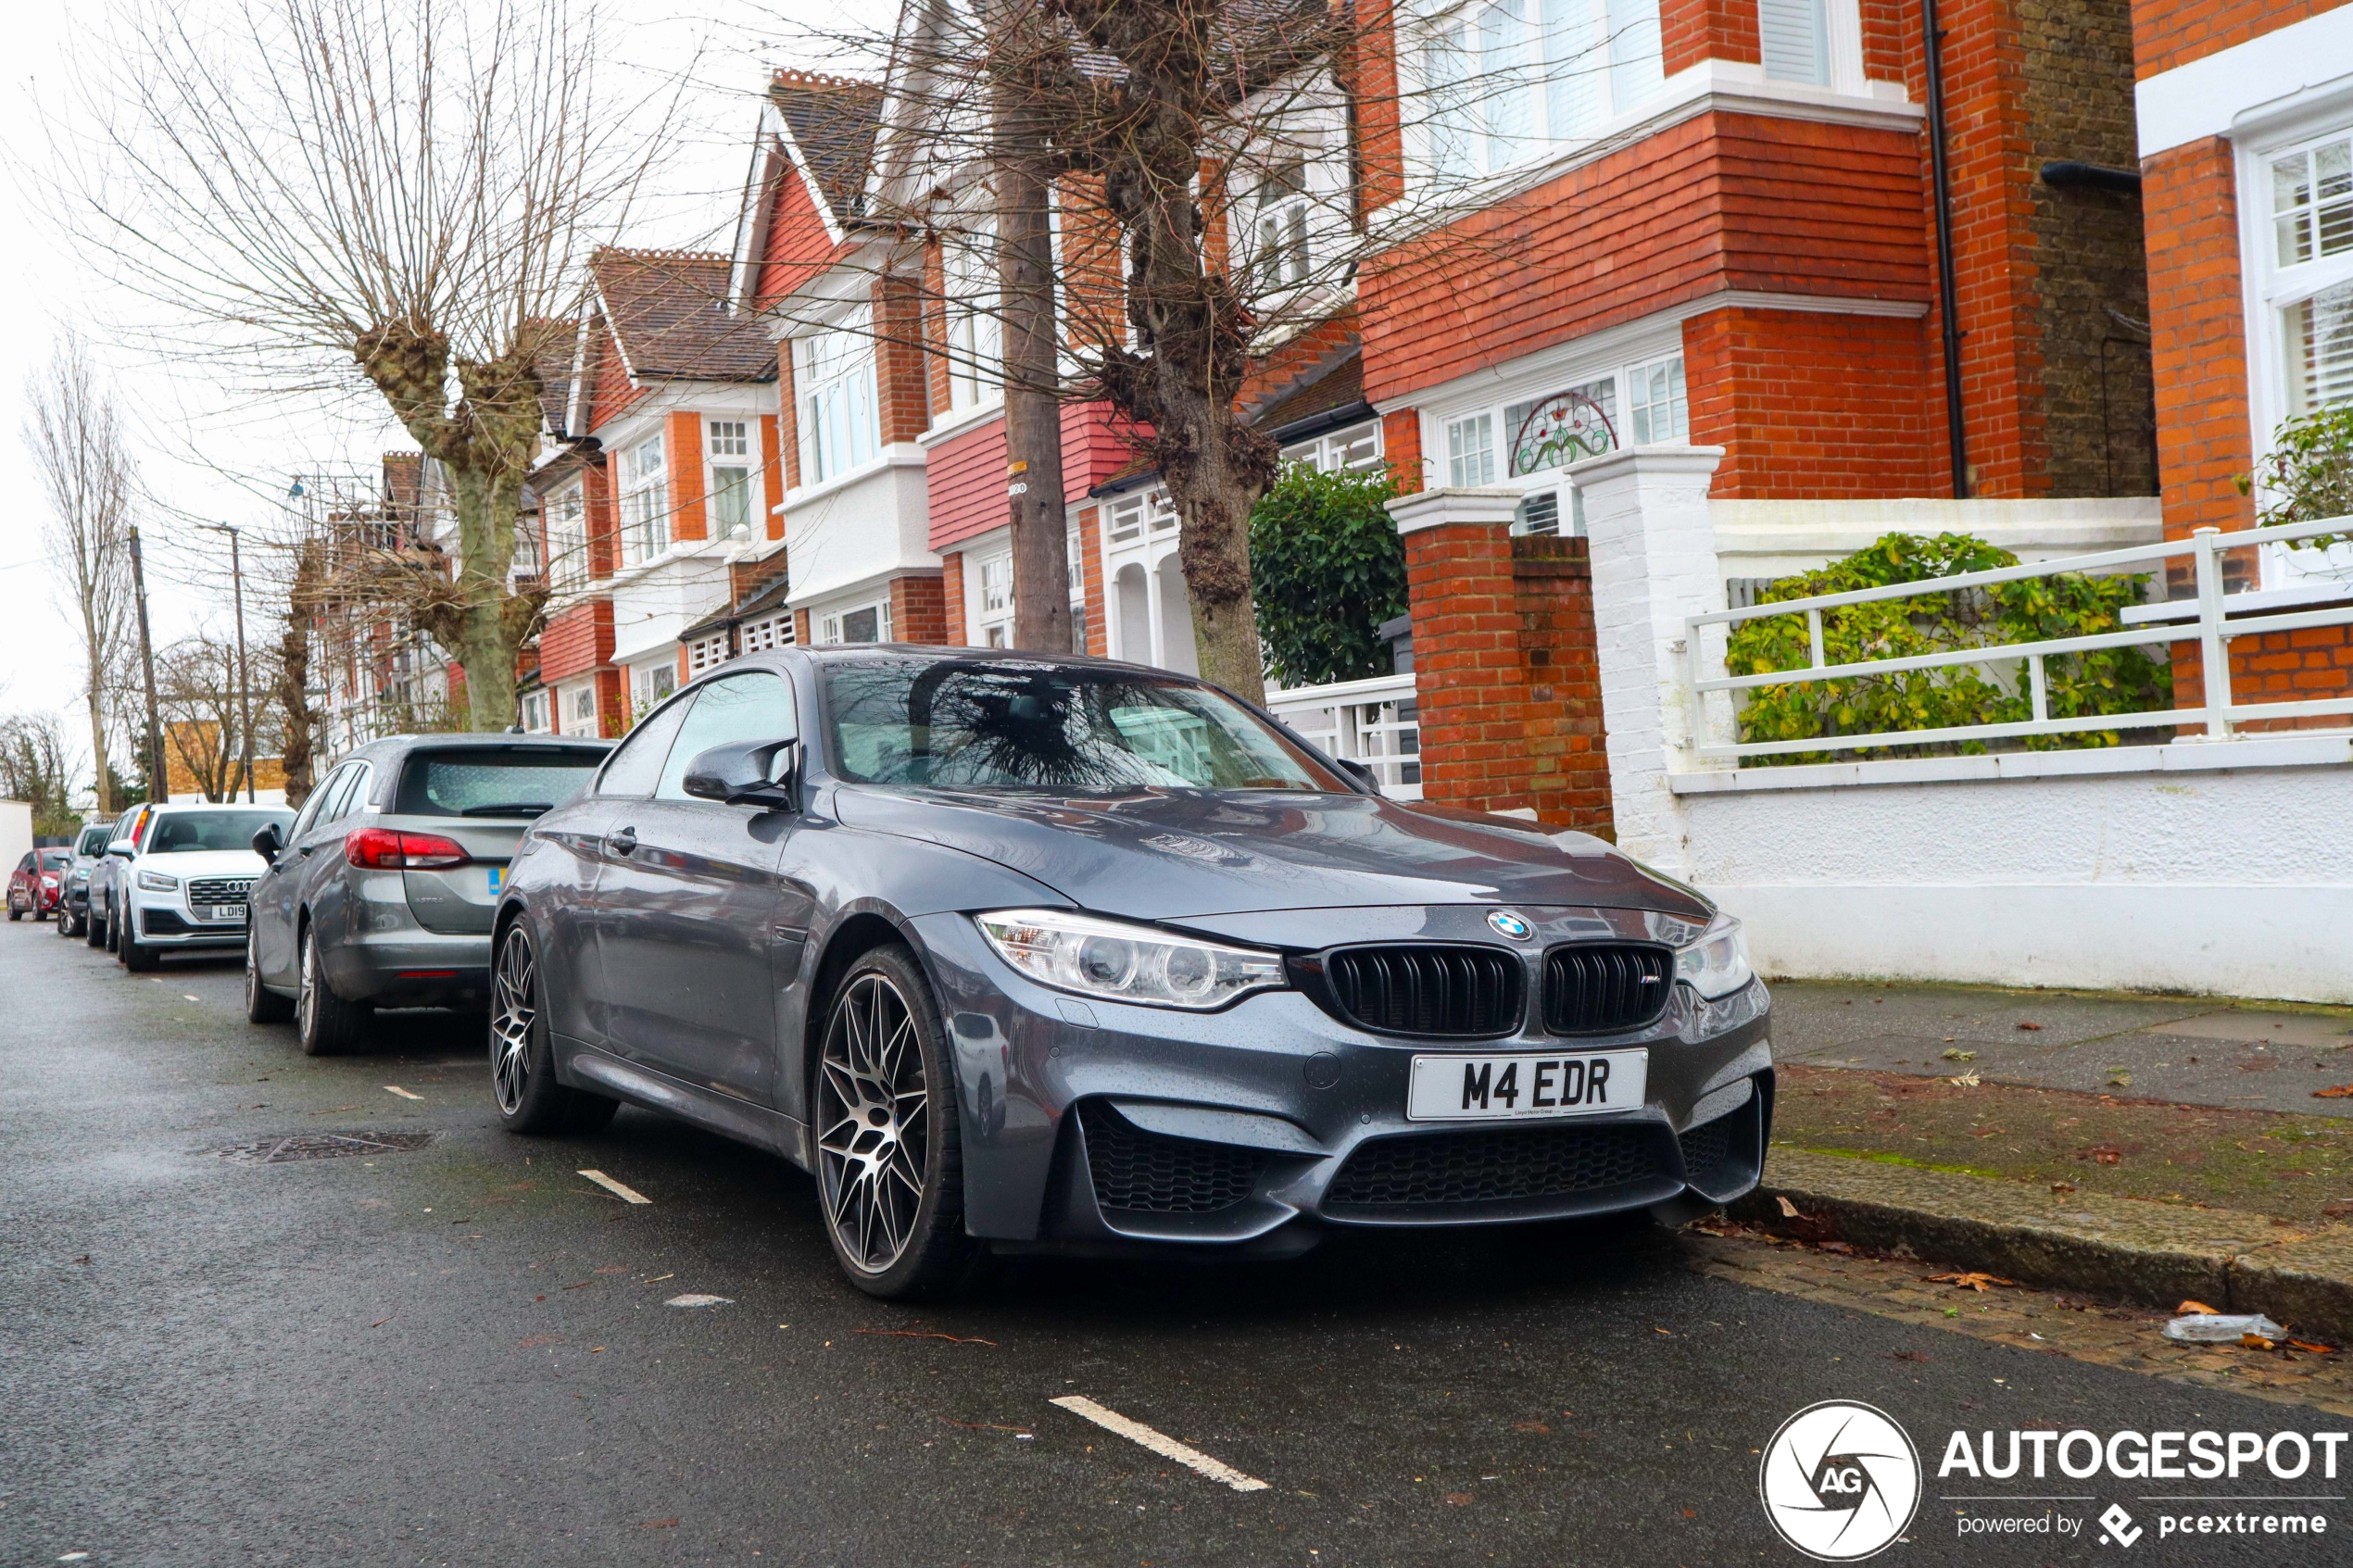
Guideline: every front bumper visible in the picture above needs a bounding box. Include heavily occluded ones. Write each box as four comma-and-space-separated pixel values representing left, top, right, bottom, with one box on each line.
131, 901, 248, 947
909, 907, 1773, 1254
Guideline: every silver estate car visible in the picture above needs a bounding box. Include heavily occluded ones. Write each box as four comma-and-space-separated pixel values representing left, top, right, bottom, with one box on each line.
245, 734, 611, 1053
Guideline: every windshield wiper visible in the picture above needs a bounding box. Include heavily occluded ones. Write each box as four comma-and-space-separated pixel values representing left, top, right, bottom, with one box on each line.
459, 802, 554, 818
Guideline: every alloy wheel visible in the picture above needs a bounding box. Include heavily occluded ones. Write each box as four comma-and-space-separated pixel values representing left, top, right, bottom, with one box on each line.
296, 935, 316, 1040
815, 972, 931, 1275
490, 928, 536, 1116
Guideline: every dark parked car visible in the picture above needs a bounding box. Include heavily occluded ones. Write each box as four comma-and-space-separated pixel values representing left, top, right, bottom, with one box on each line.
489, 649, 1772, 1300
7, 847, 71, 921
57, 821, 116, 938
245, 734, 613, 1054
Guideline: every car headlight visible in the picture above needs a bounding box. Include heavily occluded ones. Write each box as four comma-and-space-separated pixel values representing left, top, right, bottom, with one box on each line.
136, 870, 181, 892
1675, 912, 1753, 999
975, 908, 1287, 1010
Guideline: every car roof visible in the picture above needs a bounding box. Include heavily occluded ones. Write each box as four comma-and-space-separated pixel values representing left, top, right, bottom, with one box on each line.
145, 799, 290, 813
325, 732, 615, 768
790, 643, 1202, 684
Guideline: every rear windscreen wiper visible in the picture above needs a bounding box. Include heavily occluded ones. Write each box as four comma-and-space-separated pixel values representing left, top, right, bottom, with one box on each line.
459, 802, 555, 818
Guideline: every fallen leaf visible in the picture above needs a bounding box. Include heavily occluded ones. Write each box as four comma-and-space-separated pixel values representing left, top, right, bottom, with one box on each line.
1891, 1350, 1929, 1362
2050, 1182, 2077, 1195
2242, 1333, 2275, 1350
2177, 1299, 2222, 1315
2287, 1339, 2337, 1354
560, 1280, 592, 1290
1441, 1493, 1472, 1506
2082, 1145, 2124, 1165
937, 1414, 1030, 1434
1776, 1196, 1801, 1219
71, 1254, 89, 1264
1682, 1509, 1697, 1518
520, 1334, 563, 1348
854, 1327, 998, 1346
369, 1316, 394, 1328
644, 1273, 675, 1283
1940, 1048, 1977, 1062
1512, 1421, 1551, 1435
2016, 1022, 2045, 1032
1949, 1071, 1982, 1088
1653, 1326, 1672, 1335
2312, 1085, 2353, 1099
2322, 1200, 2353, 1221
1925, 1272, 2018, 1293
638, 1518, 680, 1529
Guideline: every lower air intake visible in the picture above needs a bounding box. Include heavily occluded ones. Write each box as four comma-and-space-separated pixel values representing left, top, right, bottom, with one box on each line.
1325, 1123, 1666, 1209
1078, 1101, 1270, 1214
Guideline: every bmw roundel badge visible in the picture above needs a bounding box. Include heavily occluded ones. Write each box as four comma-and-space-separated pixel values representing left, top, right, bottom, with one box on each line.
1486, 909, 1533, 941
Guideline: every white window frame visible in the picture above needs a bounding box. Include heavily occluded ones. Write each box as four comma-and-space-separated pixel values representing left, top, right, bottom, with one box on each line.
686, 631, 732, 675
818, 597, 892, 646
628, 658, 678, 719
976, 551, 1014, 646
1428, 344, 1690, 533
520, 688, 552, 734
1409, 0, 1667, 187
2240, 105, 2353, 591
562, 682, 598, 732
1280, 419, 1386, 473
547, 483, 588, 592
706, 418, 754, 542
944, 221, 1003, 413
795, 308, 881, 486
618, 436, 669, 567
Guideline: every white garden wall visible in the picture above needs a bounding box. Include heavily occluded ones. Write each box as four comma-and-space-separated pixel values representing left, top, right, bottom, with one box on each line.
1670, 738, 2353, 1003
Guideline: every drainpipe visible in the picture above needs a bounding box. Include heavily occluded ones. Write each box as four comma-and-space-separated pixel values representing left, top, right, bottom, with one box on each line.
1923, 0, 1969, 497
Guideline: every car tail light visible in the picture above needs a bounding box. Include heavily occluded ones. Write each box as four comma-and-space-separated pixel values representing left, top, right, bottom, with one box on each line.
345, 828, 471, 870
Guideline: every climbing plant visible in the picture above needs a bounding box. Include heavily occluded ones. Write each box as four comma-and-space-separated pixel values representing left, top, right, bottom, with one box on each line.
1728, 532, 2170, 763
2246, 403, 2353, 546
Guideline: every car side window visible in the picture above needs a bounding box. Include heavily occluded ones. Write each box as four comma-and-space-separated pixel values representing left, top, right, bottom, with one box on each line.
335, 763, 376, 820
596, 695, 695, 798
14, 853, 30, 874
293, 767, 348, 838
656, 672, 799, 801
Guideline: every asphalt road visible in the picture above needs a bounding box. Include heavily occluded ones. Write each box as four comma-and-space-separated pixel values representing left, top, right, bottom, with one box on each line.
3, 925, 2339, 1567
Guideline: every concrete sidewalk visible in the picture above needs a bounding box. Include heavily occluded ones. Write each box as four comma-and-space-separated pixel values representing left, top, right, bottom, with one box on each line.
1749, 980, 2353, 1342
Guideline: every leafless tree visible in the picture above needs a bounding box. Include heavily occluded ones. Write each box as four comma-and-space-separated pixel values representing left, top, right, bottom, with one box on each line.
157, 631, 287, 803
22, 334, 138, 814
64, 0, 678, 729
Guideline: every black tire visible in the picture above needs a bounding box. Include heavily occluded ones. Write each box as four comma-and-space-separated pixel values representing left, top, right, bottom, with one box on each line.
7, 908, 20, 922
104, 907, 119, 952
57, 905, 79, 938
812, 945, 979, 1301
490, 922, 618, 1135
296, 924, 371, 1055
86, 902, 107, 947
119, 914, 159, 972
245, 926, 294, 1024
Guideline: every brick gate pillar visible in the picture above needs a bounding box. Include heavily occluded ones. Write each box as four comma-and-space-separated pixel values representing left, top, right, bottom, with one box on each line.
1390, 487, 1523, 815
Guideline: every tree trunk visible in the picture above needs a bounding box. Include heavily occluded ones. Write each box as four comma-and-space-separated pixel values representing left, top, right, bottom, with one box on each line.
993, 57, 1073, 653
447, 467, 524, 731
279, 542, 319, 809
84, 681, 111, 816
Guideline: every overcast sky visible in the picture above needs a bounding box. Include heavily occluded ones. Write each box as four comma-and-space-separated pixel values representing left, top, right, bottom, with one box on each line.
0, 0, 887, 787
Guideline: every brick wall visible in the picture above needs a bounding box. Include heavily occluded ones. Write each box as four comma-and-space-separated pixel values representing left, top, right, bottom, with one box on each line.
1360, 113, 1930, 407
2171, 618, 2353, 734
1383, 408, 1425, 494
667, 410, 708, 542
1662, 0, 1761, 73
1076, 504, 1108, 656
1681, 306, 1940, 496
594, 668, 625, 738
2132, 0, 2341, 75
1401, 523, 1610, 830
1345, 0, 1407, 220
941, 550, 967, 646
875, 276, 933, 444
2020, 0, 2158, 497
727, 546, 790, 604
775, 343, 802, 492
2141, 137, 2255, 541
536, 596, 614, 684
759, 414, 786, 539
584, 458, 617, 578
889, 573, 948, 646
794, 608, 812, 646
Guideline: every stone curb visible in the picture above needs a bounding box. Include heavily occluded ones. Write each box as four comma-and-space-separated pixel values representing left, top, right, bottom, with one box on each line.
1732, 1148, 2353, 1344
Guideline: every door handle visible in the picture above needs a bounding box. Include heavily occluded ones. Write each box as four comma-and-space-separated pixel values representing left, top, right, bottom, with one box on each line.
609, 826, 638, 856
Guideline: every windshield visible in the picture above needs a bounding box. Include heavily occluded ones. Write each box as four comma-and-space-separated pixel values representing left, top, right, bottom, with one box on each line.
822, 659, 1343, 794
78, 827, 111, 856
41, 849, 71, 870
143, 809, 295, 853
394, 747, 605, 818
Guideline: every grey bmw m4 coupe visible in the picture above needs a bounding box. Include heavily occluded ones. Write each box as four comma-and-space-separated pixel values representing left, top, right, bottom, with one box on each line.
490, 646, 1772, 1298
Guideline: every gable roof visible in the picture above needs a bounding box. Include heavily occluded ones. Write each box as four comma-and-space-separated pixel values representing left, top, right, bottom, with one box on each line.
587, 248, 778, 384
771, 69, 884, 232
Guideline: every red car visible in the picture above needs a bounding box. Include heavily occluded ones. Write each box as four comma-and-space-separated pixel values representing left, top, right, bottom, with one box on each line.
8, 847, 72, 921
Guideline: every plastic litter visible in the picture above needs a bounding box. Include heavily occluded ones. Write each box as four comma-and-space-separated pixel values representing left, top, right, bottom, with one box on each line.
665, 1293, 732, 1308
2162, 1311, 2284, 1343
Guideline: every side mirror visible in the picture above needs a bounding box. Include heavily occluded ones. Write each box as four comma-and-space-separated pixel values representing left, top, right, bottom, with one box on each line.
105, 842, 135, 859
251, 822, 283, 865
1335, 758, 1383, 797
683, 736, 801, 809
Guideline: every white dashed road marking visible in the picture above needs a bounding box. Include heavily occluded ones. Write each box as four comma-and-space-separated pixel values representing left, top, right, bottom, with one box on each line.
384, 1085, 423, 1100
578, 1170, 651, 1204
1049, 1396, 1270, 1492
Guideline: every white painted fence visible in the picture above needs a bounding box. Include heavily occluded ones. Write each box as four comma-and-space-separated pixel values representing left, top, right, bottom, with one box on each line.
1686, 516, 2353, 759
1265, 672, 1423, 799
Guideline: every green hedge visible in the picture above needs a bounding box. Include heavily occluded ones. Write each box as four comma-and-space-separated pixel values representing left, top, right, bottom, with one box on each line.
1248, 461, 1407, 688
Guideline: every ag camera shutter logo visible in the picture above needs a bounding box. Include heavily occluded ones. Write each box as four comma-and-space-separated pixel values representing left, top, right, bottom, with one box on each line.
1759, 1400, 1922, 1561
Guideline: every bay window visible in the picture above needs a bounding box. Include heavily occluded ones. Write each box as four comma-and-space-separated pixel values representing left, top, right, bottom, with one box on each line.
820, 599, 891, 645
2271, 132, 2353, 416
1417, 0, 1665, 183
547, 484, 587, 592
1433, 349, 1690, 530
619, 437, 668, 566
795, 310, 881, 484
944, 224, 1002, 411
708, 419, 752, 538
1253, 157, 1312, 290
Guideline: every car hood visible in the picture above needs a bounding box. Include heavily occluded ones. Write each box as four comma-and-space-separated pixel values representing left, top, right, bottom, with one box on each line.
135, 850, 270, 882
828, 785, 1712, 922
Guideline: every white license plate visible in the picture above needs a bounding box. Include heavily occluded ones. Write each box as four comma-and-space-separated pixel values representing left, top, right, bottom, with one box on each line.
198, 906, 245, 923
1406, 1049, 1648, 1122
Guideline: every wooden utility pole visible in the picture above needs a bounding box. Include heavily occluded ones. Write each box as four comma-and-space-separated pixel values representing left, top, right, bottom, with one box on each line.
126, 524, 168, 802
